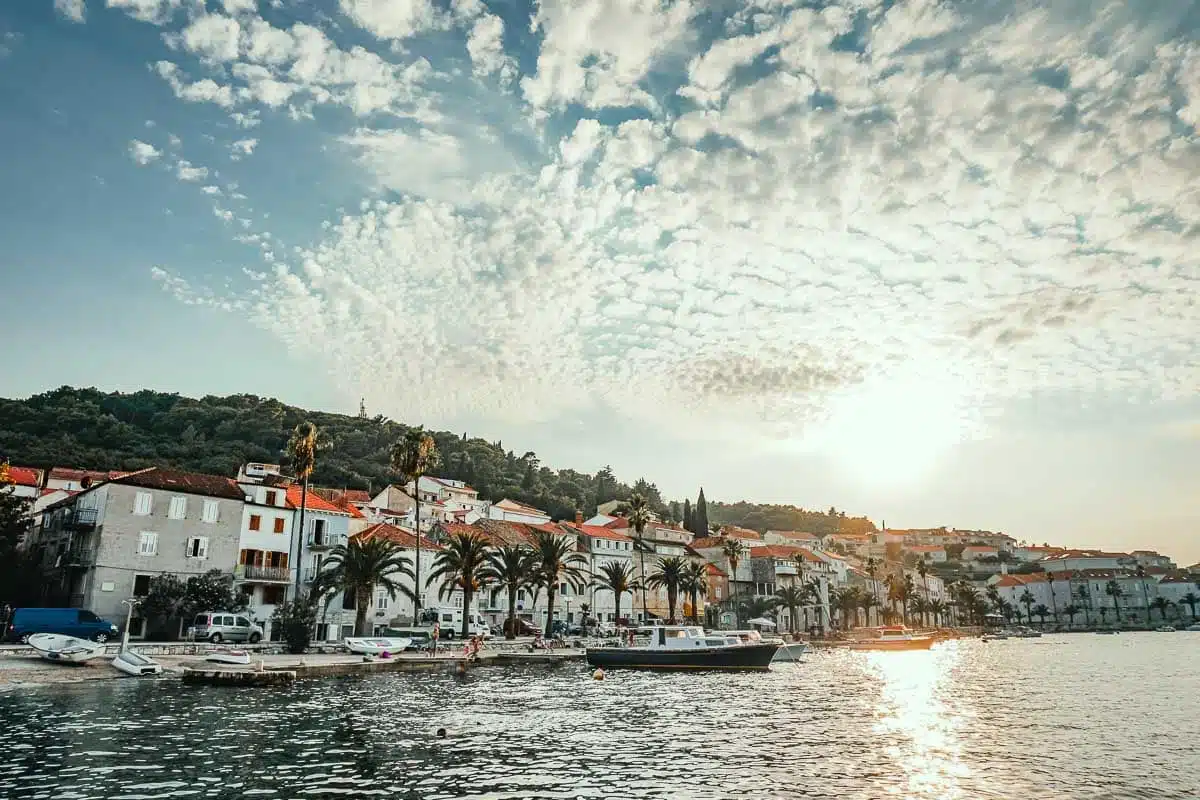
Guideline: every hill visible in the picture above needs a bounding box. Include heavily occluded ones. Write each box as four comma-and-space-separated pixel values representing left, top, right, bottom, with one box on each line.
0, 386, 874, 533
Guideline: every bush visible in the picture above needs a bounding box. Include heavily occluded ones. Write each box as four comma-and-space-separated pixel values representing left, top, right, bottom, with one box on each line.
272, 596, 319, 654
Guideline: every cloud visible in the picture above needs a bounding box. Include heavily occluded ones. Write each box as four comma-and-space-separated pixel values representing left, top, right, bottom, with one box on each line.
134, 0, 1199, 442
175, 159, 208, 181
54, 0, 87, 24
127, 139, 162, 164
229, 138, 258, 159
106, 0, 180, 25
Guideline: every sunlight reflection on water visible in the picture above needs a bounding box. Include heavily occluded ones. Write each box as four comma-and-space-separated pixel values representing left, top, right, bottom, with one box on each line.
1, 635, 1198, 799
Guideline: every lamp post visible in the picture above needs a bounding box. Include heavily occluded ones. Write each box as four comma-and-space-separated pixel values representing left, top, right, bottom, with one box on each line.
120, 597, 139, 653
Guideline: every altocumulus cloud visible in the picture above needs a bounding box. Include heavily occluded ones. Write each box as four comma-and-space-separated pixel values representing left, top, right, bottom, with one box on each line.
129, 0, 1199, 439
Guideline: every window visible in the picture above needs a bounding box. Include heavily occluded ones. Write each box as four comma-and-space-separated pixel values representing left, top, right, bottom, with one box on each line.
79, 610, 100, 622
137, 532, 158, 556
185, 537, 209, 559
133, 574, 152, 596
273, 518, 285, 534
133, 492, 153, 516
376, 596, 388, 610
236, 617, 250, 627
202, 500, 219, 523
168, 497, 187, 520
561, 583, 569, 596
262, 585, 285, 605
249, 515, 262, 531
312, 519, 326, 536
342, 593, 355, 610
265, 490, 277, 506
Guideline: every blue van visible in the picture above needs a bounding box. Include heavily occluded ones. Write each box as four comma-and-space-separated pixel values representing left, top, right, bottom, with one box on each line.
6, 608, 120, 643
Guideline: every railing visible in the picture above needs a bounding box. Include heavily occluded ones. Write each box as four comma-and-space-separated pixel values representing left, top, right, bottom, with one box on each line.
63, 508, 99, 531
66, 547, 95, 567
236, 564, 290, 582
306, 532, 346, 549
302, 567, 331, 583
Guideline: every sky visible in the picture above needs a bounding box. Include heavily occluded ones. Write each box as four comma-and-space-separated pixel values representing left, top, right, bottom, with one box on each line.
0, 0, 1197, 563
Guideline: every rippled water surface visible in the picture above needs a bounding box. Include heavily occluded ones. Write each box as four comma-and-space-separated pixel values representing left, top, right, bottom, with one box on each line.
2, 634, 1198, 799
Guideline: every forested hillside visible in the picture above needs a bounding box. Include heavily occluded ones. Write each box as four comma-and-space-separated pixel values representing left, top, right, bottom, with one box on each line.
0, 387, 874, 532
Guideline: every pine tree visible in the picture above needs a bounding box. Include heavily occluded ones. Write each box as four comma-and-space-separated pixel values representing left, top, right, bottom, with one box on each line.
683, 499, 693, 532
694, 488, 709, 535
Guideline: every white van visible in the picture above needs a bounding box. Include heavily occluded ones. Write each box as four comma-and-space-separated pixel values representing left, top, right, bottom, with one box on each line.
421, 607, 491, 639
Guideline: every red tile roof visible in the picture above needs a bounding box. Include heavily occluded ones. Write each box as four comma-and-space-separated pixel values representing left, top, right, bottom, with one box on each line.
603, 516, 630, 529
49, 467, 124, 483
705, 562, 727, 577
357, 522, 443, 550
115, 468, 244, 500
689, 536, 728, 549
908, 545, 946, 552
768, 530, 819, 541
559, 521, 633, 542
749, 544, 823, 562
5, 466, 41, 487
722, 526, 762, 540
286, 486, 352, 516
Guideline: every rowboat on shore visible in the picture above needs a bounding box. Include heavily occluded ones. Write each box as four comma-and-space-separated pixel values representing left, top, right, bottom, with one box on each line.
28, 634, 107, 664
845, 626, 936, 651
586, 626, 779, 671
206, 649, 252, 665
113, 650, 163, 676
345, 637, 412, 656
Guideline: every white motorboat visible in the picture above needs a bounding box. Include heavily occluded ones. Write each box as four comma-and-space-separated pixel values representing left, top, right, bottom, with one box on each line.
586, 625, 779, 671
345, 637, 412, 656
206, 649, 252, 665
113, 650, 163, 676
1009, 626, 1043, 638
27, 634, 107, 664
772, 641, 810, 662
1186, 623, 1200, 632
1154, 625, 1177, 633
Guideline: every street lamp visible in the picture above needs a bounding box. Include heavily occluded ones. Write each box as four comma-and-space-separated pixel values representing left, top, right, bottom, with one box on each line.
120, 597, 140, 652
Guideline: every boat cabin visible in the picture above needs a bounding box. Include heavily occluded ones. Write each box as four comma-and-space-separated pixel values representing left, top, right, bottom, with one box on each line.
644, 626, 738, 650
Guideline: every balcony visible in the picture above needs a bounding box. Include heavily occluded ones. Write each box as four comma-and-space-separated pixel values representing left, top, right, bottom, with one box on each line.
306, 532, 346, 550
236, 564, 291, 583
63, 508, 99, 531
302, 567, 332, 583
66, 547, 95, 568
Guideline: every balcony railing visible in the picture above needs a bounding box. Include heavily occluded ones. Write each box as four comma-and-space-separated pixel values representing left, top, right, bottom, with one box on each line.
302, 567, 332, 583
66, 547, 95, 567
63, 508, 99, 531
306, 532, 346, 550
236, 564, 291, 583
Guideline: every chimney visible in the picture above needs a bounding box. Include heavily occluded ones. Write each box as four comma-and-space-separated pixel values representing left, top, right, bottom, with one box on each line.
575, 511, 583, 525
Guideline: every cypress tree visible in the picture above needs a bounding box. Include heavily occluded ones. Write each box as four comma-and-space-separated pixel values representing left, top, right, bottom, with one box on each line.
683, 498, 693, 532
695, 488, 709, 535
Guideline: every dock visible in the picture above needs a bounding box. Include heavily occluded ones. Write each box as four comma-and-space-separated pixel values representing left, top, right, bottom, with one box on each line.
492, 650, 585, 665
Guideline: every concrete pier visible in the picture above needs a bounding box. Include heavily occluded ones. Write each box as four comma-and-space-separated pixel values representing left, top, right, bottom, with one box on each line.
182, 668, 296, 686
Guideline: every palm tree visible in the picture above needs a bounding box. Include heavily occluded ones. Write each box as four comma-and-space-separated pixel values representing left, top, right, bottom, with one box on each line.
1019, 589, 1035, 624
1181, 592, 1199, 621
908, 596, 928, 628
1062, 603, 1080, 627
1032, 604, 1050, 626
320, 536, 415, 636
1135, 565, 1152, 625
858, 590, 879, 629
390, 428, 440, 618
646, 556, 687, 623
865, 557, 881, 622
593, 561, 637, 626
774, 584, 807, 633
927, 599, 946, 627
721, 537, 748, 613
1150, 596, 1172, 623
482, 545, 535, 639
286, 421, 319, 601
916, 558, 929, 622
1105, 580, 1124, 625
530, 530, 589, 636
426, 530, 491, 638
679, 561, 707, 623
1076, 584, 1091, 628
738, 596, 778, 622
627, 493, 652, 621
833, 586, 862, 630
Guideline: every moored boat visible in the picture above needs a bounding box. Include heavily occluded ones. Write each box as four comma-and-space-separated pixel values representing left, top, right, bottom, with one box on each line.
27, 633, 107, 664
113, 650, 163, 676
1154, 625, 1176, 633
845, 626, 936, 651
586, 626, 779, 671
772, 641, 810, 662
206, 649, 252, 665
345, 637, 412, 656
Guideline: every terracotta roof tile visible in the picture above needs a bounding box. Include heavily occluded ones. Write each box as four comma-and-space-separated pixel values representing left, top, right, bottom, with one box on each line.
115, 468, 244, 500
357, 522, 443, 550
4, 466, 41, 487
749, 544, 824, 562
286, 486, 350, 515
559, 521, 633, 542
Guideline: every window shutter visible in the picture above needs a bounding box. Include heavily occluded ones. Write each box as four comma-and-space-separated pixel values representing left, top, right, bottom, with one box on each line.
197, 537, 209, 559
134, 492, 153, 515
202, 500, 219, 523
169, 497, 187, 519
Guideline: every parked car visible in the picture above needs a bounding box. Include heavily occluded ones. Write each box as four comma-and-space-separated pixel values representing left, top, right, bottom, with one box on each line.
186, 612, 263, 643
5, 607, 120, 643
502, 618, 541, 637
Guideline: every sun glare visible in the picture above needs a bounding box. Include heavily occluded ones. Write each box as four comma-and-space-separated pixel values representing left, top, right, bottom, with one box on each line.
806, 365, 976, 490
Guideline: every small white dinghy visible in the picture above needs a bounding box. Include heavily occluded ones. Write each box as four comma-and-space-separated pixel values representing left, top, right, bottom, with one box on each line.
206, 649, 252, 665
345, 637, 412, 656
28, 634, 107, 664
113, 650, 163, 676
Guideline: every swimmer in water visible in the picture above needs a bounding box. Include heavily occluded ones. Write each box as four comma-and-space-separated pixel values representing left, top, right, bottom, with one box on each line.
436, 727, 447, 738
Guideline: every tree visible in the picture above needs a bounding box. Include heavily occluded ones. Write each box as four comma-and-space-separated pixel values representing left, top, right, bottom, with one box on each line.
271, 593, 320, 653
529, 530, 588, 636
390, 428, 439, 617
1062, 604, 1080, 627
1181, 592, 1199, 621
908, 596, 928, 628
286, 421, 319, 600
183, 569, 245, 618
682, 499, 693, 533
679, 561, 707, 624
140, 574, 188, 637
1032, 604, 1050, 626
625, 493, 653, 618
721, 537, 747, 609
927, 599, 946, 627
944, 543, 966, 562
858, 590, 879, 628
917, 558, 930, 615
645, 556, 687, 623
483, 545, 535, 639
1019, 589, 1035, 624
738, 596, 778, 621
0, 467, 41, 608
1076, 584, 1091, 627
320, 537, 416, 635
426, 530, 491, 638
693, 488, 709, 535
1104, 580, 1123, 625
593, 561, 637, 625
1150, 596, 1172, 623
1135, 565, 1152, 625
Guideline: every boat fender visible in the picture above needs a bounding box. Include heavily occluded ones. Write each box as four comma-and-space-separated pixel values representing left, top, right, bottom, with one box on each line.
381, 651, 392, 659
593, 668, 605, 681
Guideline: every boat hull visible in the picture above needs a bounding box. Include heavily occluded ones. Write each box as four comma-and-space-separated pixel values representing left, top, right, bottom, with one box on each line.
586, 643, 779, 671
846, 637, 935, 651
27, 634, 106, 664
345, 637, 412, 656
772, 642, 809, 662
206, 650, 252, 665
113, 651, 163, 676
